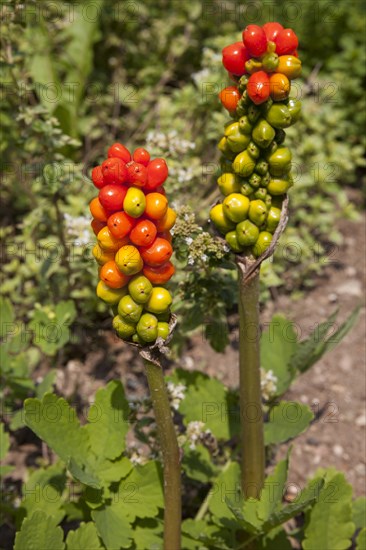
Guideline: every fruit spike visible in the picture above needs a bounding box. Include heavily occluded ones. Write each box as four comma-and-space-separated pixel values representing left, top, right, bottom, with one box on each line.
214, 23, 302, 258
89, 143, 175, 345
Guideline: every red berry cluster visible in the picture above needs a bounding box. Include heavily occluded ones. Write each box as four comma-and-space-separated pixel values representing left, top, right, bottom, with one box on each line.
89, 143, 176, 345
220, 23, 301, 108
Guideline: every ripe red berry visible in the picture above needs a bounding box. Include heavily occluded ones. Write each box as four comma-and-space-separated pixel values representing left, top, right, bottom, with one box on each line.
262, 22, 284, 42
107, 211, 136, 239
222, 42, 250, 76
133, 148, 151, 166
91, 165, 105, 189
107, 143, 131, 163
242, 25, 268, 58
146, 158, 169, 190
101, 158, 128, 185
275, 29, 299, 55
130, 219, 157, 247
99, 185, 128, 212
247, 71, 270, 105
140, 237, 173, 267
127, 162, 148, 187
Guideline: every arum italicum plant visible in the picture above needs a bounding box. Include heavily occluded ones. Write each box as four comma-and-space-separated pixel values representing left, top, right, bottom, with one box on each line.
90, 143, 181, 549
210, 22, 302, 499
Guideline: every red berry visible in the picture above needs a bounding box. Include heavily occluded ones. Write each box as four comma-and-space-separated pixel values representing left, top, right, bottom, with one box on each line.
146, 158, 169, 191
275, 29, 299, 56
127, 162, 148, 187
130, 219, 157, 247
91, 165, 105, 189
99, 185, 128, 212
133, 148, 151, 166
107, 143, 131, 163
242, 25, 268, 58
101, 158, 128, 185
222, 42, 250, 76
107, 211, 136, 239
262, 22, 284, 42
247, 71, 270, 105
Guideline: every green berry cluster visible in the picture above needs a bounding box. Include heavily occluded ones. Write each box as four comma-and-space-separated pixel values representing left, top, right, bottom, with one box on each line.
210, 74, 301, 258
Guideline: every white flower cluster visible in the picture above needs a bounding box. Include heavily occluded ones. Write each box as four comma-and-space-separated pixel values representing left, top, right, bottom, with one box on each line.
260, 368, 278, 401
128, 448, 149, 466
169, 165, 195, 184
146, 130, 195, 156
166, 381, 187, 410
63, 213, 91, 246
185, 421, 212, 450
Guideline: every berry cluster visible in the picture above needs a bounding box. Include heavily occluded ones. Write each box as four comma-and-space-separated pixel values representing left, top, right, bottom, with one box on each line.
211, 22, 302, 257
90, 143, 176, 345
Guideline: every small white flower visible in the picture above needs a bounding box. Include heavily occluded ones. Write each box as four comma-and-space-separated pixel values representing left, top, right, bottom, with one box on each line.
186, 421, 212, 450
167, 381, 187, 410
187, 256, 195, 266
260, 368, 278, 401
185, 237, 193, 245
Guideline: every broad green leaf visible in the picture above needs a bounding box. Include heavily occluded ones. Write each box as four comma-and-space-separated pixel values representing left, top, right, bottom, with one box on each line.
97, 456, 133, 487
291, 310, 338, 373
204, 318, 229, 352
92, 505, 132, 549
85, 380, 130, 460
228, 457, 290, 534
61, 1, 102, 98
265, 401, 314, 445
356, 528, 366, 550
182, 443, 219, 483
29, 301, 76, 355
256, 455, 290, 522
263, 477, 325, 531
133, 518, 163, 550
67, 457, 101, 488
0, 422, 10, 460
36, 371, 57, 398
353, 496, 366, 529
208, 461, 241, 527
258, 526, 292, 550
182, 519, 231, 549
261, 315, 298, 395
176, 371, 233, 439
55, 300, 77, 326
115, 461, 164, 521
21, 463, 66, 524
292, 307, 360, 374
65, 522, 103, 550
303, 472, 355, 550
24, 393, 90, 467
14, 510, 65, 550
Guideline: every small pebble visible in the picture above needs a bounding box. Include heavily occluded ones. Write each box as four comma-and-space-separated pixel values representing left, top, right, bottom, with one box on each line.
354, 463, 366, 476
356, 414, 366, 427
333, 444, 344, 457
328, 293, 338, 303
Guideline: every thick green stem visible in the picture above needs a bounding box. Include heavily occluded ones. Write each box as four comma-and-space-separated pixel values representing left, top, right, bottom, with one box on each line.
144, 360, 181, 550
237, 265, 265, 499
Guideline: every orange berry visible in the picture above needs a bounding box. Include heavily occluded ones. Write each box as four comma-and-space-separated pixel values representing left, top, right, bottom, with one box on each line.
90, 197, 109, 222
155, 207, 177, 232
100, 260, 130, 289
145, 193, 168, 220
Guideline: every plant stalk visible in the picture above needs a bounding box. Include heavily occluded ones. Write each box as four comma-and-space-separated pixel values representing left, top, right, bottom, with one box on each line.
144, 360, 181, 550
237, 265, 265, 499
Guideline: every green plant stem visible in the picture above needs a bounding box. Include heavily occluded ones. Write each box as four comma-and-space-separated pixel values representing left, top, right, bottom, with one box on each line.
237, 265, 265, 499
144, 360, 181, 550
